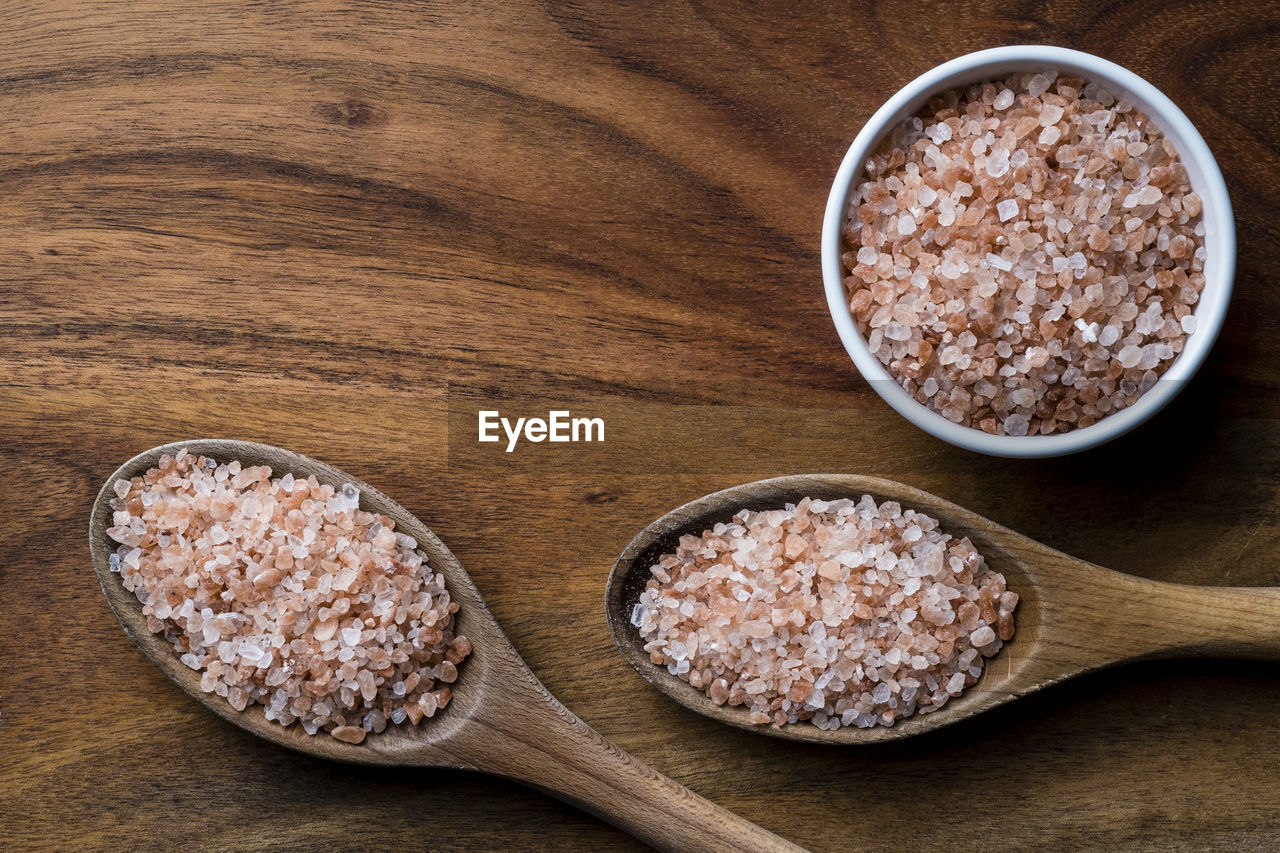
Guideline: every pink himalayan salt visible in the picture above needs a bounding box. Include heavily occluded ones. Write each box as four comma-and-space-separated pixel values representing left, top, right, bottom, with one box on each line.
106, 448, 470, 742
634, 497, 1017, 730
842, 71, 1205, 436
331, 725, 367, 744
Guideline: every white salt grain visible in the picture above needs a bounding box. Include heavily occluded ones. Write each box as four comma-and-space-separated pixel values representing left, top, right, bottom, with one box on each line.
970, 626, 996, 646
1118, 345, 1143, 368
1004, 414, 1030, 436
986, 148, 1010, 178
1039, 103, 1064, 126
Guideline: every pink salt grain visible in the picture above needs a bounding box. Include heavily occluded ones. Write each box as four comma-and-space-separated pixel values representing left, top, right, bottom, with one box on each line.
331, 725, 367, 744
105, 449, 471, 743
842, 72, 1206, 436
635, 497, 1017, 730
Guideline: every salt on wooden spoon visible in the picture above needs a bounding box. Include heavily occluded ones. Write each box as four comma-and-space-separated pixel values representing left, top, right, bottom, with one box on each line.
607, 474, 1280, 744
90, 440, 804, 853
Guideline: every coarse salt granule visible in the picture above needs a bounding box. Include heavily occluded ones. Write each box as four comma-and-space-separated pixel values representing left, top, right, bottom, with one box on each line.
634, 497, 1016, 730
106, 449, 471, 743
842, 72, 1206, 435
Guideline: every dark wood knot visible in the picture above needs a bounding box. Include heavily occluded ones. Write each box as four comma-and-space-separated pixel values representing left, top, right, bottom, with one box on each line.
314, 99, 385, 128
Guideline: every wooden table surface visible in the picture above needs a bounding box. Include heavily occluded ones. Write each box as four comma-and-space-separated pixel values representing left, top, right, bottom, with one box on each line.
4, 1, 1280, 850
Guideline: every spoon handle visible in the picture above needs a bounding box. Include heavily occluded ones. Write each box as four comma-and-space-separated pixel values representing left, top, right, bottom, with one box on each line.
1136, 582, 1280, 660
1048, 564, 1280, 664
453, 679, 807, 852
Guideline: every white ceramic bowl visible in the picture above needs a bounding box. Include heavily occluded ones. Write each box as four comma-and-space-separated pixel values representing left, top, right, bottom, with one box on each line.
821, 45, 1235, 457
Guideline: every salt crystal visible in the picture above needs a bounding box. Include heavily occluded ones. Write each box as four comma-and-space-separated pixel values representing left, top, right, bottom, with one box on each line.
1038, 103, 1064, 126
1003, 414, 1029, 436
1027, 73, 1053, 97
996, 199, 1019, 222
883, 322, 911, 342
986, 148, 1010, 178
993, 89, 1014, 110
331, 726, 366, 744
1118, 345, 1143, 368
1008, 388, 1035, 407
970, 625, 996, 646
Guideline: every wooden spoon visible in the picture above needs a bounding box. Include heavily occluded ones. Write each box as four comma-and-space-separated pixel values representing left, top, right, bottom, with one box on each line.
607, 474, 1280, 744
89, 440, 804, 853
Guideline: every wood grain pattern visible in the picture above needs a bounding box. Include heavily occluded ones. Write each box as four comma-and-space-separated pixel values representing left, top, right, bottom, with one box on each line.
3, 1, 1280, 850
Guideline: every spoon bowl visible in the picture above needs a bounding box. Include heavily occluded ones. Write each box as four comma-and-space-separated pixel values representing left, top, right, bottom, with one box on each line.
607, 474, 1280, 744
92, 439, 495, 765
91, 440, 804, 853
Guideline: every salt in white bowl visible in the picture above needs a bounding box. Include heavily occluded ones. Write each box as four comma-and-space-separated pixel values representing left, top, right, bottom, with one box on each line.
821, 45, 1234, 458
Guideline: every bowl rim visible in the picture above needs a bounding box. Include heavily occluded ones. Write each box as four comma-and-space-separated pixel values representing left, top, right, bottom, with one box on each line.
821, 44, 1235, 458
